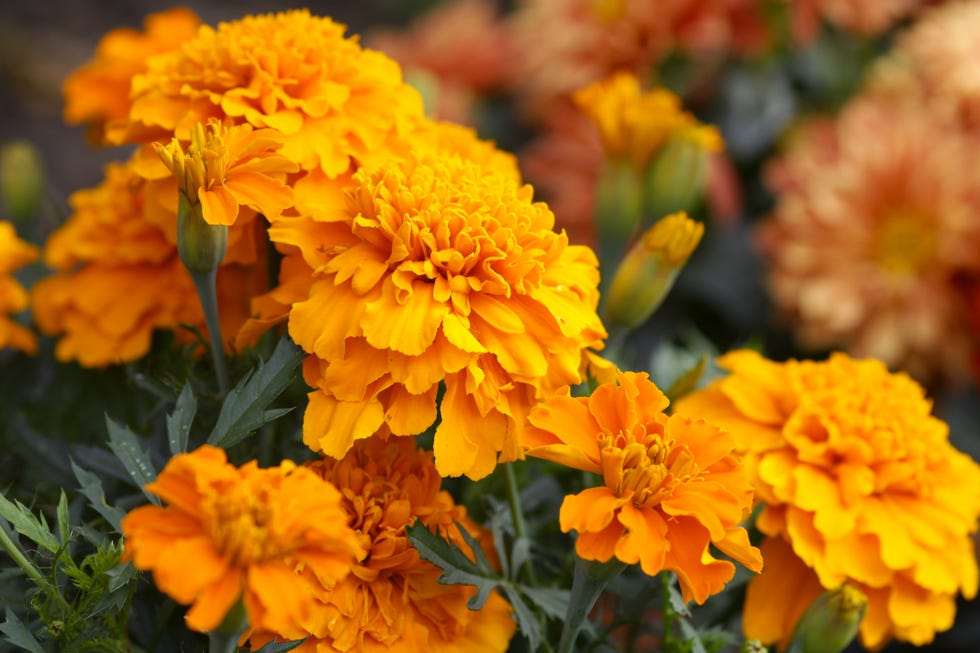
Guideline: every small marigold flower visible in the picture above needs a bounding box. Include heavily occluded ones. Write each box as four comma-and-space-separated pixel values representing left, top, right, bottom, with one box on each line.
0, 221, 38, 353
247, 436, 515, 652
62, 7, 201, 144
281, 149, 606, 480
154, 121, 297, 227
523, 370, 762, 604
121, 445, 364, 634
675, 350, 980, 649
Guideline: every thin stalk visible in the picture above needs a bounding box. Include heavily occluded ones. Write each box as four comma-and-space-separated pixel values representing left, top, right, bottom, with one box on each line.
557, 556, 628, 653
207, 631, 239, 653
502, 462, 537, 585
662, 572, 675, 650
190, 268, 230, 396
0, 523, 71, 611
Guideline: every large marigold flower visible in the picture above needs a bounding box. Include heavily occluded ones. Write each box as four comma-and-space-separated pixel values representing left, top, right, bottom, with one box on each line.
523, 370, 762, 604
247, 436, 515, 652
760, 94, 980, 382
31, 157, 265, 366
121, 445, 364, 634
62, 7, 201, 144
114, 10, 424, 178
790, 0, 926, 44
0, 221, 38, 353
280, 148, 606, 480
675, 350, 980, 649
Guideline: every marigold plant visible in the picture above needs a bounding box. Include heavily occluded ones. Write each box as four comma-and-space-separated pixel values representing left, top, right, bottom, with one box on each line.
675, 350, 980, 648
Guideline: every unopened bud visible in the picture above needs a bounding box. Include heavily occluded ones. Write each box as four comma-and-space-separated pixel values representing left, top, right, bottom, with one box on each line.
177, 193, 227, 274
604, 212, 703, 329
0, 141, 45, 223
595, 159, 644, 266
740, 640, 767, 653
787, 585, 867, 653
645, 129, 720, 220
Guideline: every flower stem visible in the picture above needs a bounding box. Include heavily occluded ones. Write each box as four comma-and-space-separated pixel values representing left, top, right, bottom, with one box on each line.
0, 522, 71, 611
190, 268, 230, 396
662, 572, 675, 650
207, 631, 240, 653
502, 462, 537, 585
557, 556, 628, 653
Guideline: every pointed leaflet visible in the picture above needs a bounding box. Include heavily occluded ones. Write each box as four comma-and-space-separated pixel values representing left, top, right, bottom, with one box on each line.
71, 461, 126, 532
0, 608, 43, 653
0, 493, 58, 553
167, 383, 196, 455
406, 521, 498, 611
105, 417, 159, 505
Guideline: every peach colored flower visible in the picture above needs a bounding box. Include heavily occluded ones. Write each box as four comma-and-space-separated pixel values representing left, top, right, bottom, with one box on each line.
790, 0, 927, 44
0, 221, 38, 353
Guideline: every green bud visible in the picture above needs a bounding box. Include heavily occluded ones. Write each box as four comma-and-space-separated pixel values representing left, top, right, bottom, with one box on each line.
740, 640, 767, 653
645, 134, 711, 221
177, 192, 227, 274
788, 585, 868, 653
595, 158, 644, 266
0, 140, 45, 223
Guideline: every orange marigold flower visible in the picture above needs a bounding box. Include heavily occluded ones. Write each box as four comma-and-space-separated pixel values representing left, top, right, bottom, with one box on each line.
280, 149, 606, 480
31, 157, 266, 366
675, 350, 980, 649
121, 445, 364, 634
523, 370, 762, 604
62, 7, 201, 144
154, 120, 297, 226
247, 436, 515, 652
760, 94, 980, 382
0, 221, 38, 353
115, 10, 424, 178
790, 0, 926, 44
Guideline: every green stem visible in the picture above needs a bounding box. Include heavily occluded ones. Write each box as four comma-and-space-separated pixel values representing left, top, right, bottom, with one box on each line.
502, 462, 537, 585
0, 522, 71, 611
207, 631, 239, 653
662, 572, 675, 650
557, 556, 628, 653
190, 268, 230, 396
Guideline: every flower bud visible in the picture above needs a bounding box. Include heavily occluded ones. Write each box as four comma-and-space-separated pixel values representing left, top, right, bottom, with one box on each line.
0, 141, 45, 223
740, 640, 767, 653
787, 585, 867, 653
645, 128, 721, 220
176, 193, 227, 274
603, 212, 703, 329
595, 159, 645, 265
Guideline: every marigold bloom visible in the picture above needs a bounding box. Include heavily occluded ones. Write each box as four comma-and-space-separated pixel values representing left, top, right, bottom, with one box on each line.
31, 157, 265, 366
0, 221, 38, 353
248, 436, 515, 652
790, 0, 926, 44
524, 371, 762, 604
121, 445, 364, 634
760, 95, 980, 382
154, 121, 297, 226
280, 149, 606, 479
675, 350, 980, 648
62, 7, 201, 144
115, 10, 424, 178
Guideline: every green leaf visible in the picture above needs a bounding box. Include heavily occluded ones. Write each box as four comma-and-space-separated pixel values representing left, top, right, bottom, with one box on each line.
207, 337, 303, 449
167, 383, 197, 456
666, 575, 692, 617
251, 638, 310, 652
665, 355, 709, 402
0, 493, 58, 553
71, 461, 127, 532
520, 586, 570, 621
678, 619, 707, 653
56, 490, 70, 547
0, 607, 44, 653
406, 521, 497, 610
500, 584, 541, 652
104, 417, 159, 505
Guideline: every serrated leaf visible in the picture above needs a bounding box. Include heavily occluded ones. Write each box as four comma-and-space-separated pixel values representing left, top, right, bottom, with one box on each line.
510, 537, 532, 578
501, 584, 541, 652
0, 493, 58, 553
520, 586, 570, 620
105, 417, 159, 505
251, 637, 310, 652
207, 337, 303, 448
678, 619, 707, 653
666, 576, 692, 617
167, 383, 197, 455
1, 607, 44, 653
407, 521, 497, 610
56, 490, 70, 547
71, 461, 127, 532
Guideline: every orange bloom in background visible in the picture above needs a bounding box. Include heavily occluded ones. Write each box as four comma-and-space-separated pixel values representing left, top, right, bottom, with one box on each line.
760, 94, 980, 383
62, 6, 201, 144
0, 221, 38, 353
121, 445, 364, 634
790, 0, 927, 44
280, 147, 606, 480
31, 157, 266, 366
675, 350, 980, 649
154, 121, 297, 226
524, 371, 762, 604
369, 0, 514, 124
114, 10, 424, 179
248, 436, 515, 652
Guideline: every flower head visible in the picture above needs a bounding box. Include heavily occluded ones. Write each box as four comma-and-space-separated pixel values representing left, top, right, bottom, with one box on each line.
62, 7, 201, 144
154, 120, 297, 226
675, 350, 980, 648
281, 148, 606, 479
116, 10, 424, 178
790, 0, 926, 44
0, 221, 38, 353
248, 436, 515, 652
121, 445, 364, 634
524, 370, 762, 604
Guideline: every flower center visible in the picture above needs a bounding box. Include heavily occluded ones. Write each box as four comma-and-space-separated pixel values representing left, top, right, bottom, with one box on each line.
210, 491, 283, 566
599, 431, 692, 509
873, 208, 935, 276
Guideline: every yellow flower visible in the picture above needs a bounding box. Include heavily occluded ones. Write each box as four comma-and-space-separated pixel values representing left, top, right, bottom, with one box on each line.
121, 445, 364, 634
0, 221, 38, 353
675, 350, 980, 649
62, 7, 201, 144
115, 10, 424, 178
524, 371, 762, 604
281, 149, 606, 480
572, 72, 722, 170
247, 435, 515, 652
